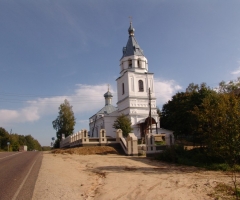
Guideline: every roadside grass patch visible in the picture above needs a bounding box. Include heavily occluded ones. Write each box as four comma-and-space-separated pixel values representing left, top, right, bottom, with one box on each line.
208, 183, 240, 200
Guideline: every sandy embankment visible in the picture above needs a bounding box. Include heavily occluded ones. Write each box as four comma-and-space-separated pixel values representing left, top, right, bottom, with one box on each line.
33, 152, 233, 200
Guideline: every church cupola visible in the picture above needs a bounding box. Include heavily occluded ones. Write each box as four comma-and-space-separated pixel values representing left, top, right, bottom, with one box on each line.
104, 88, 113, 106
128, 22, 135, 36
120, 22, 148, 74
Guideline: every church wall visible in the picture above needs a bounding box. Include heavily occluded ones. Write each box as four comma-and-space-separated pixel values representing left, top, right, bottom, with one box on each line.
118, 97, 158, 114
89, 115, 104, 137
117, 73, 129, 102
104, 116, 118, 138
117, 73, 155, 106
130, 73, 154, 96
132, 126, 141, 138
89, 114, 118, 138
117, 98, 129, 113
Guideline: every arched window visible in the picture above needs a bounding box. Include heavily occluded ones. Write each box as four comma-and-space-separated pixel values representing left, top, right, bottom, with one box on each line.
128, 59, 132, 68
138, 80, 144, 92
137, 59, 141, 68
122, 83, 125, 94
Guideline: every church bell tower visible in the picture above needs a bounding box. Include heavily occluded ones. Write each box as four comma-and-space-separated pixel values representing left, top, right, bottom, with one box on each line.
116, 22, 159, 138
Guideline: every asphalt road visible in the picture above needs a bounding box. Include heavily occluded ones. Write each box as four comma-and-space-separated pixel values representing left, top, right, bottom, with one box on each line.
0, 151, 43, 200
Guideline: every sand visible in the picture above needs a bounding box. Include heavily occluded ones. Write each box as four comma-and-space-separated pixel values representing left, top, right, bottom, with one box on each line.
33, 151, 235, 200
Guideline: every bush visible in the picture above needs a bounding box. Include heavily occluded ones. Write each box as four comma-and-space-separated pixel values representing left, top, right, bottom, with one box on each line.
155, 145, 238, 171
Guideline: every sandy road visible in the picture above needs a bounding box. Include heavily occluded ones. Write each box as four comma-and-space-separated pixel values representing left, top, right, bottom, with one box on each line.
33, 152, 233, 200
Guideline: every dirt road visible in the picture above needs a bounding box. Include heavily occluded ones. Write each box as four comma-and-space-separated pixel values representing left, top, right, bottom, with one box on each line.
33, 152, 233, 200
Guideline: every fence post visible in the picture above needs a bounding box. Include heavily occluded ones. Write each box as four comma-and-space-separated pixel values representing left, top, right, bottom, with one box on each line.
116, 129, 123, 143
127, 134, 132, 155
99, 129, 107, 145
81, 129, 89, 146
145, 134, 161, 156
130, 133, 138, 156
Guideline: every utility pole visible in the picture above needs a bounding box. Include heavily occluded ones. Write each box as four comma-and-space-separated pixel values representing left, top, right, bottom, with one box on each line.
148, 87, 152, 134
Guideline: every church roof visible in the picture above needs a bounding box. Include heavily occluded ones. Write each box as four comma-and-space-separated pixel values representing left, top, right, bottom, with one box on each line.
96, 104, 118, 115
121, 22, 144, 59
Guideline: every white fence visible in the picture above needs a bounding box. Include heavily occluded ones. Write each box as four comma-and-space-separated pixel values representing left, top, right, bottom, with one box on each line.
60, 129, 174, 157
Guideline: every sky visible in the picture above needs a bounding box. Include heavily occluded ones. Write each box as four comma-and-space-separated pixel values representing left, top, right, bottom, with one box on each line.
1, 0, 240, 146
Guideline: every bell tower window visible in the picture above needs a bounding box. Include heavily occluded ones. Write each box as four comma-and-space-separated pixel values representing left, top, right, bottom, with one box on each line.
122, 83, 125, 94
137, 59, 141, 68
128, 59, 132, 68
138, 80, 144, 92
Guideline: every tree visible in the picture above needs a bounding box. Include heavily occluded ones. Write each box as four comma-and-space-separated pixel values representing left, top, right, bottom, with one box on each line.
52, 99, 76, 141
218, 77, 240, 93
161, 83, 214, 144
193, 92, 240, 163
0, 127, 42, 151
10, 134, 20, 151
113, 114, 133, 137
24, 135, 41, 151
0, 127, 9, 150
192, 92, 240, 198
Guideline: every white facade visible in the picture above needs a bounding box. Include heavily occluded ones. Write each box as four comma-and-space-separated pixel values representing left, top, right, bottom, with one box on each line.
116, 23, 159, 138
89, 22, 159, 138
89, 111, 118, 138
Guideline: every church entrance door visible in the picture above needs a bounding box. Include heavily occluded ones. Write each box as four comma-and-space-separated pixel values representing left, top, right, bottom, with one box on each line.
140, 117, 157, 138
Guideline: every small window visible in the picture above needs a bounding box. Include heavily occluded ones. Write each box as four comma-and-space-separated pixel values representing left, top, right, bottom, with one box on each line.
122, 83, 125, 94
128, 59, 132, 68
139, 80, 144, 92
137, 59, 141, 68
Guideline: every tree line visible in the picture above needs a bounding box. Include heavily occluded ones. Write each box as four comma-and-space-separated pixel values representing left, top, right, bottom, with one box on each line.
0, 127, 42, 151
160, 78, 240, 167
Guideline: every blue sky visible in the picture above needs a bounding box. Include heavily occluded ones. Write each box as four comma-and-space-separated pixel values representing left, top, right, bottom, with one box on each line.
1, 0, 240, 146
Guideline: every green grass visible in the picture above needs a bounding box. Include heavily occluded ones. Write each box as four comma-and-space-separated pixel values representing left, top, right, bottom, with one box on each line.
155, 141, 166, 145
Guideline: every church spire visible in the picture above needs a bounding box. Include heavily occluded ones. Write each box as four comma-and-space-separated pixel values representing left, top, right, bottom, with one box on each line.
122, 21, 144, 58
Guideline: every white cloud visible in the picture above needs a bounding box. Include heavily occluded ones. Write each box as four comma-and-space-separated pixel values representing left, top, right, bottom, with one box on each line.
0, 110, 19, 124
72, 84, 112, 113
0, 80, 181, 125
231, 61, 240, 75
0, 107, 39, 125
0, 84, 110, 126
231, 67, 240, 75
154, 78, 182, 107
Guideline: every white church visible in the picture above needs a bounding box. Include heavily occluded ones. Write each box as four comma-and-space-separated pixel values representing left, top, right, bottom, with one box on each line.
89, 22, 161, 139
